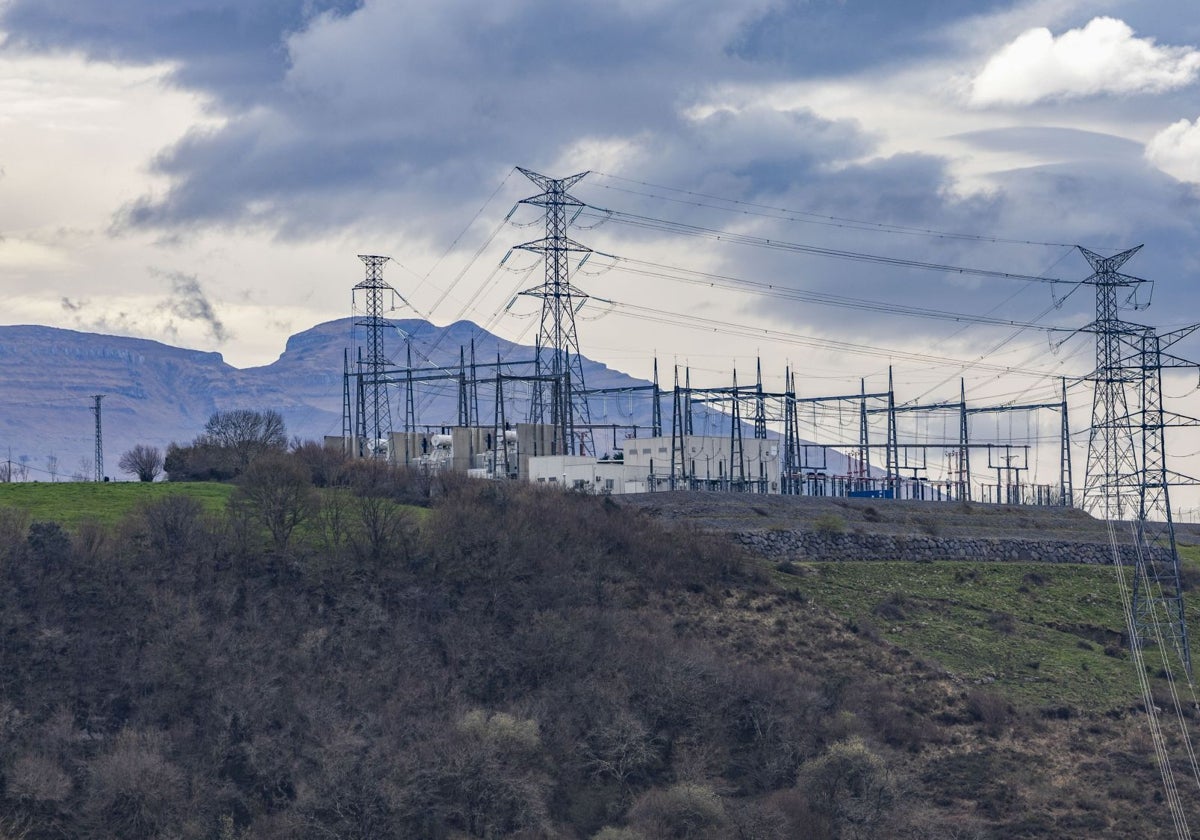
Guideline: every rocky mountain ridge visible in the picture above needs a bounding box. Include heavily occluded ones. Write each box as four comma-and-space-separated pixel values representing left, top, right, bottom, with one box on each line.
0, 319, 653, 479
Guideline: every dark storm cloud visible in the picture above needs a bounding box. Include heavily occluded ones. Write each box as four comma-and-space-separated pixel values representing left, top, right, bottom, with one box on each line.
108, 1, 795, 236
0, 0, 363, 107
727, 0, 1015, 72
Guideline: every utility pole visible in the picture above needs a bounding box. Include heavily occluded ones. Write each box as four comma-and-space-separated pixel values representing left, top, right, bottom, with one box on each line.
514, 168, 594, 456
91, 395, 105, 482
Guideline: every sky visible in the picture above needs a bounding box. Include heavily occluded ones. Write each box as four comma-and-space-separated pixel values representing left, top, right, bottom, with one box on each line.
2, 0, 1200, 497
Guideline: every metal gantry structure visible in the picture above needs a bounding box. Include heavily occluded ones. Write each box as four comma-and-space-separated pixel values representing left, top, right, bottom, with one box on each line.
1079, 245, 1197, 673
514, 168, 594, 456
340, 339, 1074, 505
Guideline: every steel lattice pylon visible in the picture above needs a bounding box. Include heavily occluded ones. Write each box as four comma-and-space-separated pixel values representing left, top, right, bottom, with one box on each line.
515, 168, 594, 456
1080, 245, 1192, 673
354, 255, 396, 456
1134, 328, 1191, 673
1081, 245, 1144, 520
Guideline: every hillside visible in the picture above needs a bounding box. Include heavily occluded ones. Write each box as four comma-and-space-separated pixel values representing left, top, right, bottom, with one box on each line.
0, 474, 1196, 838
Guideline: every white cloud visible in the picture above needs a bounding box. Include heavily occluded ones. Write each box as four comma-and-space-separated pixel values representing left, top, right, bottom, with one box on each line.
1146, 116, 1200, 183
969, 17, 1200, 106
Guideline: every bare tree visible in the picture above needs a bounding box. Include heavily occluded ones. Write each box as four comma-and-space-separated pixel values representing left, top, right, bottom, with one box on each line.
201, 409, 288, 469
118, 445, 164, 482
232, 453, 316, 550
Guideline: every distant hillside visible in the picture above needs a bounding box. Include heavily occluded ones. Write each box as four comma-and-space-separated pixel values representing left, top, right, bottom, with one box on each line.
0, 319, 660, 480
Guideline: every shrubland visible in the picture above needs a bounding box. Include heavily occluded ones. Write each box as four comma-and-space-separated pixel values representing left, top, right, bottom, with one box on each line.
0, 450, 1193, 838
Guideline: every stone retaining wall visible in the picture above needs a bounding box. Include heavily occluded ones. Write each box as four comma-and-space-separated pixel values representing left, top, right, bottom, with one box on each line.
733, 529, 1141, 565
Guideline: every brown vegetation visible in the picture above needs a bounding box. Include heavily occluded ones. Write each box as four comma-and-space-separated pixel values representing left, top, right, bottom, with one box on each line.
0, 453, 1189, 838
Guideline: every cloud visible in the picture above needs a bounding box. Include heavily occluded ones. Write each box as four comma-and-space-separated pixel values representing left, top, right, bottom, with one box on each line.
159, 270, 229, 342
145, 272, 229, 345
0, 0, 364, 108
969, 17, 1200, 106
112, 1, 807, 236
1146, 116, 1200, 184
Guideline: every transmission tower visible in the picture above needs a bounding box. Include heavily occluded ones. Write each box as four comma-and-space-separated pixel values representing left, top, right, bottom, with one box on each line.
91, 395, 104, 482
1080, 245, 1195, 673
354, 255, 398, 456
515, 168, 594, 456
1081, 246, 1145, 520
1137, 325, 1200, 676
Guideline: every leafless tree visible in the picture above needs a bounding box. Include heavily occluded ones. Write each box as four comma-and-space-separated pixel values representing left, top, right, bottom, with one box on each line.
201, 409, 287, 469
118, 445, 164, 482
233, 453, 316, 550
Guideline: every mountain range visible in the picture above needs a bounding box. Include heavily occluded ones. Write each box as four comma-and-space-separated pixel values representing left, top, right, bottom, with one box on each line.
0, 319, 661, 480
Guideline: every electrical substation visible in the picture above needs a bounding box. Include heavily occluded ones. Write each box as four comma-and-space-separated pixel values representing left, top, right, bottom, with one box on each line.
334, 167, 1098, 508
332, 168, 1200, 741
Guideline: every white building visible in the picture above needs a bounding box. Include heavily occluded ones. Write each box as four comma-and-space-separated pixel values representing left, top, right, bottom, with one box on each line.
622, 435, 781, 493
526, 455, 652, 494
527, 435, 781, 495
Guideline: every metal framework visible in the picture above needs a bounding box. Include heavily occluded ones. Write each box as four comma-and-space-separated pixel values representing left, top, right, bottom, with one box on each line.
514, 168, 594, 456
341, 345, 1074, 505
353, 255, 397, 455
1081, 246, 1145, 520
91, 394, 104, 482
1080, 245, 1195, 673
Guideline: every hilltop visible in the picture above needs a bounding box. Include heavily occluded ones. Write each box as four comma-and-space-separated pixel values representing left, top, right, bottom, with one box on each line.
0, 471, 1196, 837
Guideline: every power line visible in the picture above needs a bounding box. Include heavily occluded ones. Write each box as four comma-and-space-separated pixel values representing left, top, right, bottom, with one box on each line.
589, 170, 1080, 248
588, 294, 1063, 379
596, 253, 1073, 331
579, 206, 1077, 284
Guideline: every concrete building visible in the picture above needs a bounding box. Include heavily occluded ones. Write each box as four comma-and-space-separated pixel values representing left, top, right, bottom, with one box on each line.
622, 435, 781, 493
526, 455, 652, 494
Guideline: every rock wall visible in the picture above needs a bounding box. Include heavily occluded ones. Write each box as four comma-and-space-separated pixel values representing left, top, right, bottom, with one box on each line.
733, 529, 1141, 565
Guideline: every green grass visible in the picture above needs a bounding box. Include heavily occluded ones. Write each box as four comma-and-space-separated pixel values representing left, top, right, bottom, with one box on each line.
774, 560, 1196, 711
0, 481, 234, 527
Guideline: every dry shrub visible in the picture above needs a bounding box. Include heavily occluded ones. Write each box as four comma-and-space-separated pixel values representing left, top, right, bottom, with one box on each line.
592, 828, 644, 840
799, 737, 897, 840
72, 518, 112, 565
141, 494, 206, 558
7, 753, 72, 803
627, 783, 730, 839
965, 689, 1013, 737
85, 729, 185, 837
812, 514, 846, 536
0, 506, 31, 563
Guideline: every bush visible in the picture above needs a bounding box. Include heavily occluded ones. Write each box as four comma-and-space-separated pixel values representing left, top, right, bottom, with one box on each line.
812, 514, 845, 536
800, 737, 896, 839
627, 783, 730, 839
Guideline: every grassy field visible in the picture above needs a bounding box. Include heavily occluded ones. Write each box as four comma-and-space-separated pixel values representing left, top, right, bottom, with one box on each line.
774, 558, 1198, 711
0, 481, 235, 526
